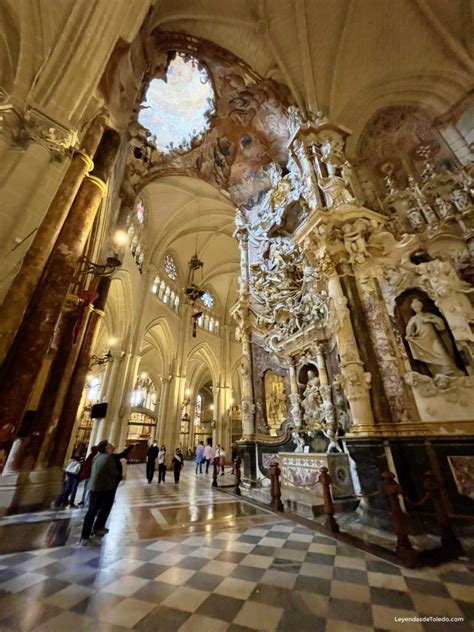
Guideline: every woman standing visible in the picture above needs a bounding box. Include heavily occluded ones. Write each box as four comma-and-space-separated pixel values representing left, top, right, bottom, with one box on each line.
157, 445, 167, 483
78, 445, 98, 507
172, 448, 184, 484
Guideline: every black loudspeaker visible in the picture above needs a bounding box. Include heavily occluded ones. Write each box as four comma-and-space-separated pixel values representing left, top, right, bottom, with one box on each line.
90, 403, 108, 419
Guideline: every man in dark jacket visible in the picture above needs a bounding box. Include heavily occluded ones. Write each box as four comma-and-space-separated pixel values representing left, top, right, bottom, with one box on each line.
146, 441, 159, 483
78, 440, 116, 545
92, 443, 135, 535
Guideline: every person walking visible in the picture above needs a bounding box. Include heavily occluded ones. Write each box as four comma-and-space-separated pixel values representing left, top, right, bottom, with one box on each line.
157, 445, 167, 483
78, 445, 98, 507
78, 440, 116, 545
146, 440, 159, 483
204, 439, 214, 475
195, 441, 204, 474
172, 448, 184, 484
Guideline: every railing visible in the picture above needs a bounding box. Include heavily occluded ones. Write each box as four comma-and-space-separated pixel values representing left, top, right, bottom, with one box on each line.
216, 461, 463, 568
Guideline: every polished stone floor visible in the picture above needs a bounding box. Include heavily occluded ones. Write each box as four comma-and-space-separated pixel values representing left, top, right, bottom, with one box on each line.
0, 465, 473, 631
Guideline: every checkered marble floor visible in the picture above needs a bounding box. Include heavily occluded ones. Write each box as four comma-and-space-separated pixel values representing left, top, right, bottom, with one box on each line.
0, 466, 472, 631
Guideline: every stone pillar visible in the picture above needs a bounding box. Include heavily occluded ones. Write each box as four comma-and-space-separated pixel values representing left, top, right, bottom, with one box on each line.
40, 274, 113, 468
0, 115, 105, 362
156, 377, 171, 444
327, 271, 374, 428
234, 228, 256, 438
161, 375, 186, 451
109, 353, 141, 448
240, 333, 255, 438
0, 130, 120, 447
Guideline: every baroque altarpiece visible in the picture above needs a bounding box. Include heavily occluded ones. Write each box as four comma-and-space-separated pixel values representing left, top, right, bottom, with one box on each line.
232, 107, 474, 517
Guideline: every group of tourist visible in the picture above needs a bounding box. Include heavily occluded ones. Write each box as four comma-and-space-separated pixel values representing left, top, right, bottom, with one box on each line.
55, 436, 237, 548
51, 440, 134, 546
146, 442, 184, 484
194, 439, 226, 475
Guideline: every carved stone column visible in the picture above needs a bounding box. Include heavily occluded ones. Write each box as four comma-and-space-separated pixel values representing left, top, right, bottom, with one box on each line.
0, 114, 105, 362
0, 129, 120, 447
234, 226, 256, 438
327, 269, 374, 429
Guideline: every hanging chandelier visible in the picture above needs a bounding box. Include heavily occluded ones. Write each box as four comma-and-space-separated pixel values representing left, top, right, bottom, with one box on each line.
184, 253, 205, 304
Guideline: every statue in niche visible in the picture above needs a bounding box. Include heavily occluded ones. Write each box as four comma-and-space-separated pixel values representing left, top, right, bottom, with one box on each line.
264, 370, 288, 435
302, 369, 323, 425
405, 298, 463, 377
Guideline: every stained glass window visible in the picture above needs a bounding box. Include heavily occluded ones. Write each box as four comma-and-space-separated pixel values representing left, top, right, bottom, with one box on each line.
164, 253, 177, 280
138, 54, 215, 154
201, 290, 214, 310
194, 394, 202, 425
135, 197, 145, 224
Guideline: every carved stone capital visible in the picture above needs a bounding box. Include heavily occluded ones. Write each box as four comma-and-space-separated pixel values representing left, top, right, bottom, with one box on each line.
23, 108, 78, 158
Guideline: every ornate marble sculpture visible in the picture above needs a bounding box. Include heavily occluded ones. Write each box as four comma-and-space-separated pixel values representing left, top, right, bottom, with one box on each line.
301, 370, 322, 425
405, 298, 463, 377
291, 430, 306, 453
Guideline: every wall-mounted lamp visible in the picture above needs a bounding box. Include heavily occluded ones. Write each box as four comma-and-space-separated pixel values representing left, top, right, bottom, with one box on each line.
77, 255, 122, 278
89, 349, 112, 368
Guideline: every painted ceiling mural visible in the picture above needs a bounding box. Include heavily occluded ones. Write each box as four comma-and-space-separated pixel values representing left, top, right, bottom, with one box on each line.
124, 32, 292, 207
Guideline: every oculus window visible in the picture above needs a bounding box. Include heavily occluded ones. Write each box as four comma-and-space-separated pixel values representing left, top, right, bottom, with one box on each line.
138, 53, 215, 153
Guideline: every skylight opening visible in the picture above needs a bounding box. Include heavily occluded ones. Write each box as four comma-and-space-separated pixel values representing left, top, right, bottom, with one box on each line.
138, 53, 216, 154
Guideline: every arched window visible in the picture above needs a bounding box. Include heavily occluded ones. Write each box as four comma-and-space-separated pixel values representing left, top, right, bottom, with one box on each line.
194, 394, 202, 425
127, 197, 147, 272
131, 375, 157, 412
201, 290, 214, 310
164, 253, 178, 280
87, 376, 101, 404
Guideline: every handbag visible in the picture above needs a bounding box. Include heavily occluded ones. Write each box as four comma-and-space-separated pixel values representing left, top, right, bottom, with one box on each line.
65, 459, 81, 475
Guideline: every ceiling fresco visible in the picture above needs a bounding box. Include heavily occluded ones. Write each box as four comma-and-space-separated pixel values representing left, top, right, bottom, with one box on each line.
138, 53, 216, 153
124, 32, 292, 207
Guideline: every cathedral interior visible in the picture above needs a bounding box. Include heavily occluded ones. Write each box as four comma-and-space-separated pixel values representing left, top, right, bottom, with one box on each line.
0, 1, 473, 630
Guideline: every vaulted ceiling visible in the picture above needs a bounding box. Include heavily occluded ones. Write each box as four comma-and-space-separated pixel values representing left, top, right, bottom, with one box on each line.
143, 176, 239, 317
149, 0, 473, 153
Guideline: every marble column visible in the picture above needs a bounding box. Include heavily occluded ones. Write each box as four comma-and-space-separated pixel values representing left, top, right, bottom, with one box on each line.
40, 275, 112, 468
0, 115, 105, 362
355, 275, 417, 425
0, 130, 120, 447
235, 229, 256, 438
327, 271, 374, 428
